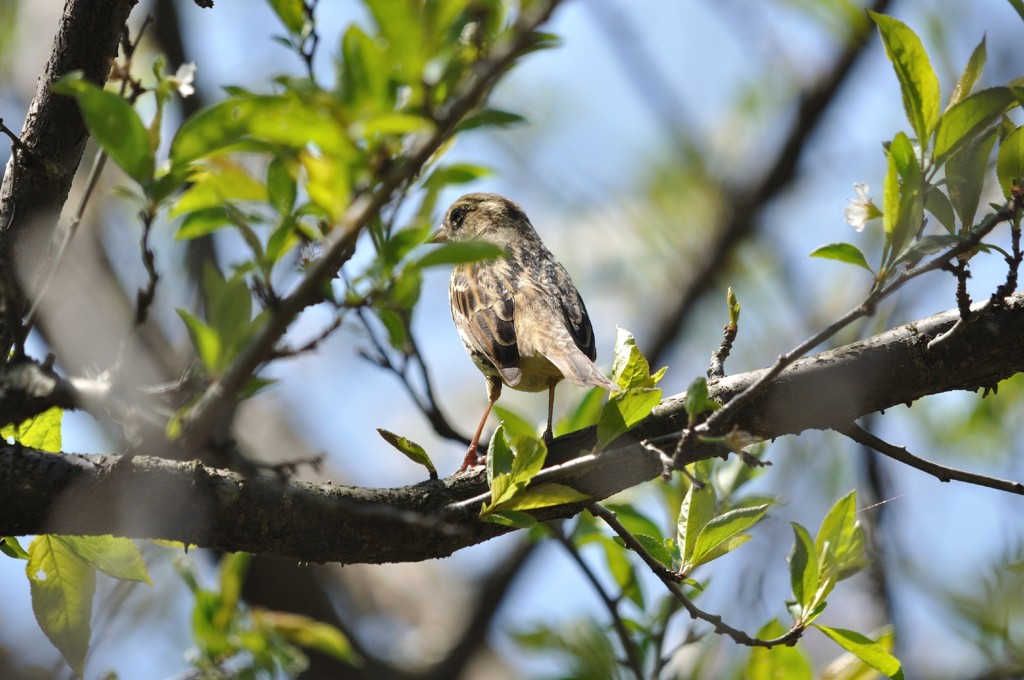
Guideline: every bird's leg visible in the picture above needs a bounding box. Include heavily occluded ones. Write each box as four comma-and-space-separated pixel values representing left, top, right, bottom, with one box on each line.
543, 379, 557, 445
457, 377, 502, 473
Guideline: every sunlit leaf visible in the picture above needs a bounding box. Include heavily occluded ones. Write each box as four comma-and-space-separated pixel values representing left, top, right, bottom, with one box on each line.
948, 37, 986, 109
27, 536, 95, 676
689, 503, 770, 568
60, 536, 151, 584
814, 625, 905, 679
997, 125, 1024, 199
53, 74, 153, 184
947, 127, 998, 227
267, 0, 306, 34
869, 12, 940, 145
789, 522, 818, 614
810, 243, 873, 274
415, 240, 505, 268
933, 87, 1015, 165
596, 387, 661, 447
256, 609, 361, 664
376, 428, 437, 479
745, 619, 813, 680
496, 482, 589, 511
2, 406, 62, 452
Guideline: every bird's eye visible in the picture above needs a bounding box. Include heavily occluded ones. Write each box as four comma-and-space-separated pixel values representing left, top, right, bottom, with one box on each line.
449, 206, 467, 228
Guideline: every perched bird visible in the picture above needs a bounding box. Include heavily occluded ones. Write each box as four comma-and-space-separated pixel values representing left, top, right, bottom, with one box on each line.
432, 193, 616, 473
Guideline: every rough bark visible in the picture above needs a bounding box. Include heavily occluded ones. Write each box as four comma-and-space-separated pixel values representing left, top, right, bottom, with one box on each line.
3, 294, 1022, 564
0, 0, 138, 349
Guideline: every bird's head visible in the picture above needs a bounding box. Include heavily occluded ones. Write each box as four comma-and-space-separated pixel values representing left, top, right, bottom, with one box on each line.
430, 193, 538, 248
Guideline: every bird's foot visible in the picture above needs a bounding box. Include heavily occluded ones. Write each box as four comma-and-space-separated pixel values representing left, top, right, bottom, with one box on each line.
455, 446, 485, 474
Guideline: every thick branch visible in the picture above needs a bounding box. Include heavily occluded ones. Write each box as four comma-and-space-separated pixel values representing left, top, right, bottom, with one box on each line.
3, 294, 1023, 563
0, 0, 138, 348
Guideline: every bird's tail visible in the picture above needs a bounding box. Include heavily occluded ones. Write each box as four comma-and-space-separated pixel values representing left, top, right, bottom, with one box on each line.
547, 345, 618, 392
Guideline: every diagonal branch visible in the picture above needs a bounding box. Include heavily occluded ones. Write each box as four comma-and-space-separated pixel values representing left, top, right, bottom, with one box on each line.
3, 294, 1023, 563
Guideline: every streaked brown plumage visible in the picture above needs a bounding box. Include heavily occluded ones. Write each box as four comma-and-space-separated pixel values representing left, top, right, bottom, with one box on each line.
432, 193, 616, 473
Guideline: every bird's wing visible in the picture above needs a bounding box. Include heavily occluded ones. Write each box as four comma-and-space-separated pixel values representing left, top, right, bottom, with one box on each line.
450, 264, 522, 386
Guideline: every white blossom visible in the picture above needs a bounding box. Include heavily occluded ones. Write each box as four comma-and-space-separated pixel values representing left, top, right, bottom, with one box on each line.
170, 62, 197, 98
844, 182, 878, 232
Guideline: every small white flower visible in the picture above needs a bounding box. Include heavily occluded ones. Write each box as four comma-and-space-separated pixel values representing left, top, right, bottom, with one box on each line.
844, 182, 879, 232
170, 62, 197, 98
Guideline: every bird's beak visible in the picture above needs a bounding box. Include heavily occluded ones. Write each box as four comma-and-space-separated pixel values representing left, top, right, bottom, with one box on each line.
428, 226, 447, 244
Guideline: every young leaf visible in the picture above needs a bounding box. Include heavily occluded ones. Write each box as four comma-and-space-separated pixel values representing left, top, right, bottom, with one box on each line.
509, 434, 547, 487
482, 511, 537, 529
925, 185, 957, 234
376, 428, 437, 479
683, 377, 719, 424
947, 128, 998, 227
596, 387, 661, 447
256, 610, 360, 664
495, 482, 589, 512
59, 536, 152, 584
933, 87, 1015, 165
869, 12, 941, 146
997, 125, 1024, 199
2, 406, 62, 452
677, 481, 716, 564
267, 0, 307, 34
610, 327, 662, 389
27, 536, 96, 677
628, 534, 676, 569
810, 243, 874, 274
1, 536, 30, 560
688, 503, 770, 569
948, 36, 987, 109
553, 387, 605, 437
53, 74, 153, 184
816, 490, 867, 582
789, 522, 818, 615
493, 405, 538, 440
814, 625, 905, 679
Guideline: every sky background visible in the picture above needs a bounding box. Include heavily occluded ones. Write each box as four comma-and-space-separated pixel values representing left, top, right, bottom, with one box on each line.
2, 0, 1024, 678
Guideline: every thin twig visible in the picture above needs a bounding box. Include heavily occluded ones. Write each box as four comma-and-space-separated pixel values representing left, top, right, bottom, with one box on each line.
666, 197, 1024, 476
588, 503, 804, 648
993, 217, 1021, 302
0, 118, 34, 158
837, 422, 1024, 496
551, 527, 646, 680
134, 208, 159, 325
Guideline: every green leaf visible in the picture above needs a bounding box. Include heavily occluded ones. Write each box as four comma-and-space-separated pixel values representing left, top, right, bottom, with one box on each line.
628, 533, 676, 569
456, 109, 527, 132
745, 620, 813, 680
997, 125, 1024, 199
1009, 0, 1024, 23
483, 511, 537, 528
925, 185, 957, 234
816, 490, 867, 583
689, 503, 770, 568
376, 428, 437, 479
171, 95, 351, 166
882, 148, 899, 253
683, 377, 720, 424
603, 503, 665, 542
493, 405, 538, 439
177, 309, 222, 374
27, 535, 96, 676
170, 158, 268, 217
810, 243, 874, 274
610, 327, 662, 389
1, 536, 30, 560
302, 150, 350, 224
175, 207, 234, 240
351, 113, 431, 138
509, 434, 547, 487
814, 625, 905, 679
553, 387, 605, 437
2, 406, 62, 452
933, 87, 1015, 165
947, 127, 998, 227
415, 240, 505, 268
267, 0, 306, 34
789, 522, 818, 614
596, 387, 661, 448
266, 155, 298, 215
59, 536, 152, 584
677, 482, 716, 564
496, 482, 589, 511
486, 424, 513, 486
53, 74, 153, 184
948, 36, 987, 109
257, 610, 360, 664
869, 12, 941, 146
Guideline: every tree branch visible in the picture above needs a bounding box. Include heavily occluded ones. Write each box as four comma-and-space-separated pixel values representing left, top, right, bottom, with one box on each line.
3, 294, 1023, 563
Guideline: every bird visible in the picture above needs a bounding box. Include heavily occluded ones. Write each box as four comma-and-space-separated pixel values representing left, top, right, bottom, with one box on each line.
431, 193, 617, 473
